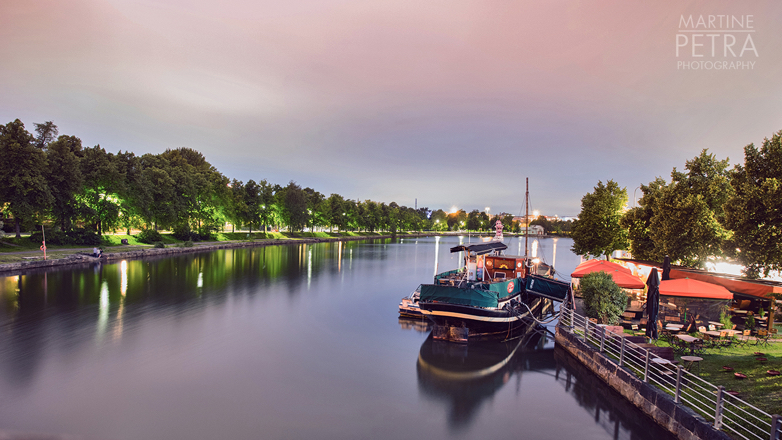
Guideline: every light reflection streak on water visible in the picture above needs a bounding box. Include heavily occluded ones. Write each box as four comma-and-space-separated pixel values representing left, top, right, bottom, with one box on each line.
113, 295, 124, 342
337, 241, 342, 273
307, 247, 312, 289
532, 240, 538, 258
96, 280, 109, 343
552, 237, 559, 269
120, 260, 128, 296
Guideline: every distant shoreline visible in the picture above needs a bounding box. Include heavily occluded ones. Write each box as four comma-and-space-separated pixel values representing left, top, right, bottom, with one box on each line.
0, 231, 562, 276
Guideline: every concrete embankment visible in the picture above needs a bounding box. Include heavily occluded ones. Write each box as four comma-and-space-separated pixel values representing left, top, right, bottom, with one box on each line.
0, 233, 435, 275
555, 326, 731, 440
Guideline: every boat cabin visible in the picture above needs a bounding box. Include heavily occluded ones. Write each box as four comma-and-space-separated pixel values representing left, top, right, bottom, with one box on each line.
484, 255, 526, 280
449, 241, 529, 282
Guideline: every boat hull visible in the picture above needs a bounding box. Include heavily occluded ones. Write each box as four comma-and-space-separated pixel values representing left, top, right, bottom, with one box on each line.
419, 294, 553, 342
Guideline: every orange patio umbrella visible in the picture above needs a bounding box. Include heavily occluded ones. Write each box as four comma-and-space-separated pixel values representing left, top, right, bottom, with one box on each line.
572, 260, 632, 275
571, 260, 645, 289
659, 278, 733, 300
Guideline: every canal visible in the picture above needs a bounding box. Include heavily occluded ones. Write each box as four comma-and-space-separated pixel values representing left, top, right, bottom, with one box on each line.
0, 236, 674, 440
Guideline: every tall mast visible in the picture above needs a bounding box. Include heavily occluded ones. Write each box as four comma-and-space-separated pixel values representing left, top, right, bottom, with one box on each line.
525, 177, 529, 258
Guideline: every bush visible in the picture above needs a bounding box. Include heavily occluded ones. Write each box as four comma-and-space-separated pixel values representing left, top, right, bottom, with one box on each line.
172, 224, 214, 242
580, 271, 627, 325
183, 240, 194, 247
153, 242, 165, 248
172, 224, 192, 241
137, 228, 163, 244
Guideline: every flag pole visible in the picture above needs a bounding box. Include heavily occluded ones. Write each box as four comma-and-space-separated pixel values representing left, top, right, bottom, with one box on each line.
41, 225, 47, 260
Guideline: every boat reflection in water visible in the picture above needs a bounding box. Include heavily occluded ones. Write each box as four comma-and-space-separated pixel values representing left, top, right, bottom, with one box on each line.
398, 316, 432, 333
417, 326, 549, 431
416, 326, 675, 440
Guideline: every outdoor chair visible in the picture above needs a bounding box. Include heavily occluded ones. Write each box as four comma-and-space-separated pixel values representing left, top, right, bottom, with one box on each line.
735, 329, 752, 348
660, 329, 673, 343
708, 324, 716, 331
719, 330, 732, 348
690, 338, 706, 355
756, 329, 771, 348
702, 334, 719, 350
698, 326, 707, 333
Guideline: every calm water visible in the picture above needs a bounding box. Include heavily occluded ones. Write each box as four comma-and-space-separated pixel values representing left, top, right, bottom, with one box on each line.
0, 236, 673, 440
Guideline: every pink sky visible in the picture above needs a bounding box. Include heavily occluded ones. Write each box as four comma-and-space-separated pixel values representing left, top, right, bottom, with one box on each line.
2, 0, 780, 215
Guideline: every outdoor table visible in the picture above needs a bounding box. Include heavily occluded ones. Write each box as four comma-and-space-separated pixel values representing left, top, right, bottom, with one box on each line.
676, 334, 701, 355
733, 310, 749, 315
708, 321, 724, 328
681, 355, 703, 374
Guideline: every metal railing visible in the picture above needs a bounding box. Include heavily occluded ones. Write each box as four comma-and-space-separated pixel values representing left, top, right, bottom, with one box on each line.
558, 307, 782, 440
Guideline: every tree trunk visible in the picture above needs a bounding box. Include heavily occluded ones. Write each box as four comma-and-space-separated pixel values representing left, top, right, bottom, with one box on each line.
14, 216, 21, 239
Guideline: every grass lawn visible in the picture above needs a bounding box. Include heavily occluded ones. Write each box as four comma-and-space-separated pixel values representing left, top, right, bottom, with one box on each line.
0, 230, 421, 263
650, 333, 782, 415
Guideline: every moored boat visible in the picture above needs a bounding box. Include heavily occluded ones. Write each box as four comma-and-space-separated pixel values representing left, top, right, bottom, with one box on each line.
418, 241, 568, 341
417, 179, 570, 342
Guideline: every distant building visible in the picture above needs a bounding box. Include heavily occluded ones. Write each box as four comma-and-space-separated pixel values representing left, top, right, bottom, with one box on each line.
527, 225, 545, 236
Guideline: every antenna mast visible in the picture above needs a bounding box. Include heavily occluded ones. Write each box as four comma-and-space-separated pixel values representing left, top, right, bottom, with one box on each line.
525, 178, 529, 258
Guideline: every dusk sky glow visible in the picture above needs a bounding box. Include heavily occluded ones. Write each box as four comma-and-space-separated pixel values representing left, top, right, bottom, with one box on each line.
2, 0, 781, 217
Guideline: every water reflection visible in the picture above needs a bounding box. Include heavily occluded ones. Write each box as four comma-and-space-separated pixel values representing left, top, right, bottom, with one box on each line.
417, 325, 675, 440
398, 316, 432, 333
553, 349, 676, 440
417, 328, 550, 432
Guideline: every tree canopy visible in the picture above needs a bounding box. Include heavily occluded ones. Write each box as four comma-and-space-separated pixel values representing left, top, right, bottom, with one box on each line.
571, 180, 627, 258
623, 150, 732, 266
724, 131, 782, 278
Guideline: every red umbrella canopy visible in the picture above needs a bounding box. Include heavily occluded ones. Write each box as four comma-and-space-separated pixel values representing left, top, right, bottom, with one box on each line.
571, 261, 645, 289
659, 278, 733, 300
571, 260, 633, 277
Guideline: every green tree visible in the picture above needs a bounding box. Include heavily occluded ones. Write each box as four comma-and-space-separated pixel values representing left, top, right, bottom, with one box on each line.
46, 135, 84, 231
258, 180, 276, 233
79, 145, 125, 235
623, 150, 732, 266
621, 178, 666, 261
571, 180, 628, 258
0, 120, 52, 237
724, 130, 782, 278
244, 179, 262, 233
226, 179, 247, 233
466, 210, 480, 231
430, 209, 447, 231
34, 121, 58, 150
281, 181, 307, 231
580, 271, 627, 325
326, 193, 347, 231
134, 153, 179, 230
650, 150, 732, 266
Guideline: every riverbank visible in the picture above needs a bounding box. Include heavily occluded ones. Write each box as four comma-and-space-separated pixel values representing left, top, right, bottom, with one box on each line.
0, 232, 447, 275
